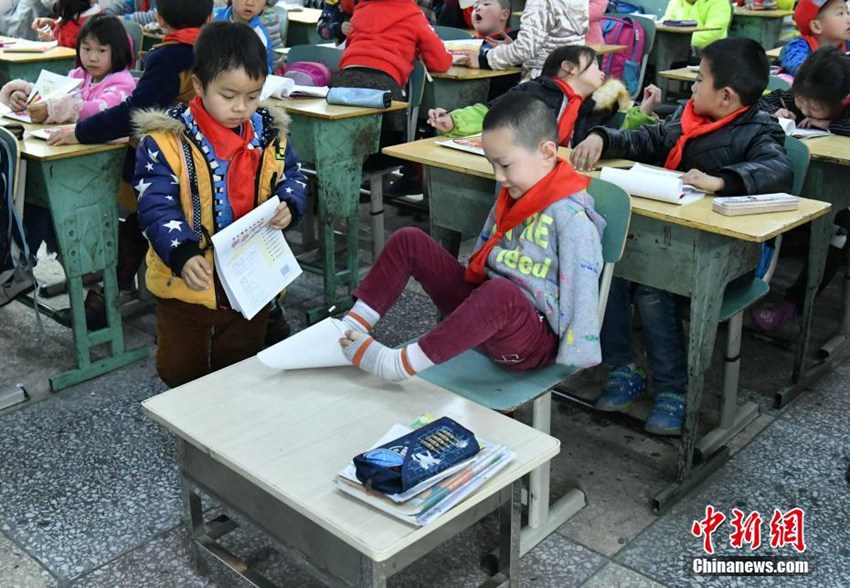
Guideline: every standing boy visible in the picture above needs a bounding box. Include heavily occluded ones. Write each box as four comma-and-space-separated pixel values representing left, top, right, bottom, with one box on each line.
570, 38, 793, 435
133, 21, 308, 387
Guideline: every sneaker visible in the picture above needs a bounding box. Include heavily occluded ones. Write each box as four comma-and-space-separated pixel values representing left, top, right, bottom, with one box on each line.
384, 172, 423, 198
751, 299, 797, 332
595, 365, 648, 412
645, 388, 686, 436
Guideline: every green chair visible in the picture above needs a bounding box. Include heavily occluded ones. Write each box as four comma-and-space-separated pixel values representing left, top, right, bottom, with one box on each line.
121, 19, 144, 70
285, 44, 343, 72
700, 136, 809, 457
434, 26, 473, 40
767, 75, 791, 92
418, 178, 631, 543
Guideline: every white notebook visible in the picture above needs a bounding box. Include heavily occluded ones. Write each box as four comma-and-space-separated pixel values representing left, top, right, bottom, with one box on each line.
600, 163, 703, 205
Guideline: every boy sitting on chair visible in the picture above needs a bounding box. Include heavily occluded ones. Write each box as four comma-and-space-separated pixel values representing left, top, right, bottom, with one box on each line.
570, 38, 793, 436
338, 93, 606, 381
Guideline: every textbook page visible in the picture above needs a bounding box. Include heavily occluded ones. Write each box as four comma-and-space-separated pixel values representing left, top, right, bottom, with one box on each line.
211, 197, 302, 320
1, 70, 82, 123
777, 116, 831, 139
601, 163, 703, 205
261, 75, 329, 100
1, 40, 58, 53
257, 317, 350, 370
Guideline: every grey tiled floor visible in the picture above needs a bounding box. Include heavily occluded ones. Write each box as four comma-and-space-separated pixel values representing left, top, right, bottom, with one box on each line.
1, 206, 848, 587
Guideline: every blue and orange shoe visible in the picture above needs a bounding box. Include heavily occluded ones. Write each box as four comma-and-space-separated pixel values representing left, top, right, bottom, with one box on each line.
645, 388, 686, 436
595, 365, 648, 412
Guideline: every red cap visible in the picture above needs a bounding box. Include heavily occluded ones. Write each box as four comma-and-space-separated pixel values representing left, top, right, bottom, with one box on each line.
794, 0, 830, 37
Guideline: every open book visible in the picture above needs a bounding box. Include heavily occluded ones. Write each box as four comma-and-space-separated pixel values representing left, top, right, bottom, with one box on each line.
28, 124, 75, 140
0, 70, 82, 123
210, 197, 302, 320
777, 116, 830, 139
261, 74, 329, 100
600, 163, 704, 205
1, 40, 58, 53
436, 133, 484, 156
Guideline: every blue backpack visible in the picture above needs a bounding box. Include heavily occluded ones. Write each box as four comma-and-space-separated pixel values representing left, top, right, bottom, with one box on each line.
601, 16, 646, 96
607, 0, 645, 14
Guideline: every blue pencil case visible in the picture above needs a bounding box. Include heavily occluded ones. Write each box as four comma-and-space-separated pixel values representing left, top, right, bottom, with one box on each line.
353, 417, 480, 494
326, 87, 391, 109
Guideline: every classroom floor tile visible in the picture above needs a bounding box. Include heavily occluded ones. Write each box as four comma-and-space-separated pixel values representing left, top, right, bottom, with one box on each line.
518, 532, 607, 586
0, 533, 55, 588
580, 561, 667, 588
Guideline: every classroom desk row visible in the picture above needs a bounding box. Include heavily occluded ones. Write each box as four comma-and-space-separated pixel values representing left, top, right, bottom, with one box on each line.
0, 37, 76, 86
381, 135, 831, 512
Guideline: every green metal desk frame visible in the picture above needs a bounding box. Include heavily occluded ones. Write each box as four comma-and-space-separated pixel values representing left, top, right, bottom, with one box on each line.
285, 112, 383, 323
423, 165, 822, 512
25, 148, 148, 391
775, 158, 847, 407
729, 14, 786, 50
0, 57, 77, 86
285, 20, 323, 47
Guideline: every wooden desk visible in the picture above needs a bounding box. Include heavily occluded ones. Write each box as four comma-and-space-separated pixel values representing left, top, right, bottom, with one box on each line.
650, 26, 721, 88
0, 42, 76, 85
19, 124, 148, 390
273, 97, 407, 322
275, 41, 336, 57
776, 134, 850, 407
285, 7, 323, 47
588, 43, 628, 55
658, 66, 697, 100
422, 67, 521, 114
383, 136, 830, 512
730, 7, 793, 49
142, 361, 559, 587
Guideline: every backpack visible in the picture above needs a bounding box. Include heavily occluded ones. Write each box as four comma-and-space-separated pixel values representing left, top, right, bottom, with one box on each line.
0, 127, 36, 308
283, 61, 333, 87
607, 0, 644, 13
601, 16, 646, 96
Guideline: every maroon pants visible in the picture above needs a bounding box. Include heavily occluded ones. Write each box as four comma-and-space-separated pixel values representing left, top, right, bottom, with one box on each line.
353, 228, 558, 369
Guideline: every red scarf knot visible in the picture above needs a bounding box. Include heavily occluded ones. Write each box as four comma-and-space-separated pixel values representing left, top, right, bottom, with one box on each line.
664, 100, 749, 171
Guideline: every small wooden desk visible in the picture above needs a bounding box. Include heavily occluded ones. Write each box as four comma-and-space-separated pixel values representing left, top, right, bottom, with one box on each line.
274, 97, 407, 321
730, 7, 793, 50
766, 46, 782, 59
588, 43, 629, 55
19, 124, 148, 390
650, 25, 721, 88
0, 41, 76, 85
285, 7, 324, 47
776, 134, 850, 407
658, 66, 697, 100
422, 66, 521, 114
383, 136, 830, 513
275, 41, 336, 57
142, 361, 560, 587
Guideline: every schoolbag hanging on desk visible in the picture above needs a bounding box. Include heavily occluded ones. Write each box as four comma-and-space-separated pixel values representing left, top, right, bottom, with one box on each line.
601, 16, 645, 96
284, 61, 333, 87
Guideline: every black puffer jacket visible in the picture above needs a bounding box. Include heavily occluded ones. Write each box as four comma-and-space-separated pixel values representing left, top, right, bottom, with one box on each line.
590, 105, 794, 196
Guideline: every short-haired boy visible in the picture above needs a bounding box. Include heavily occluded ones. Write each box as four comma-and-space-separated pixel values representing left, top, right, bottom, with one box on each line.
338, 93, 606, 381
780, 0, 850, 77
471, 0, 513, 48
215, 0, 275, 74
133, 21, 308, 387
571, 38, 793, 435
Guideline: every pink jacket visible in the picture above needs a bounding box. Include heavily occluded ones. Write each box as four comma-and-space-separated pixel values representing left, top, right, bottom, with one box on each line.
0, 67, 136, 124
586, 0, 609, 46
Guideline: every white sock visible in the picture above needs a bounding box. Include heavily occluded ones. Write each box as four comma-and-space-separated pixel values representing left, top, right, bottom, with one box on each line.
342, 337, 434, 382
341, 300, 381, 334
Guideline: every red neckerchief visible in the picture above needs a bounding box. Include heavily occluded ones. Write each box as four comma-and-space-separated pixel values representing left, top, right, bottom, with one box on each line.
474, 26, 511, 39
163, 28, 201, 46
664, 100, 750, 170
188, 97, 262, 221
551, 78, 584, 147
465, 158, 590, 284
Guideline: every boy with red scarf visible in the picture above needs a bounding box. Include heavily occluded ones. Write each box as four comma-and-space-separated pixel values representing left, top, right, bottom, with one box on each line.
337, 94, 606, 382
780, 0, 850, 77
570, 38, 793, 435
132, 22, 308, 387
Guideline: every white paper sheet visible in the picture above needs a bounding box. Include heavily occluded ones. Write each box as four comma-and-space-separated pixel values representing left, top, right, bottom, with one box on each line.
257, 317, 350, 370
211, 198, 302, 320
600, 164, 703, 205
777, 116, 831, 139
261, 74, 330, 100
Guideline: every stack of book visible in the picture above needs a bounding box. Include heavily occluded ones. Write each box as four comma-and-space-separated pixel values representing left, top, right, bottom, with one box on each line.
335, 423, 515, 526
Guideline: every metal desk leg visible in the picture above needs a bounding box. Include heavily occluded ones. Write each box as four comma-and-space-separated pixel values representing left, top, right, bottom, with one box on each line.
819, 248, 850, 359
25, 150, 148, 391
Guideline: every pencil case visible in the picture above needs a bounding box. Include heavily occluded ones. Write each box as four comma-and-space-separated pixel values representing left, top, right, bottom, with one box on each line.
353, 417, 481, 494
326, 87, 391, 109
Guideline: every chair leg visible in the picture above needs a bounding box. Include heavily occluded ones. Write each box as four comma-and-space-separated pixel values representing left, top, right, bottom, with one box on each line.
368, 173, 385, 258
720, 312, 743, 429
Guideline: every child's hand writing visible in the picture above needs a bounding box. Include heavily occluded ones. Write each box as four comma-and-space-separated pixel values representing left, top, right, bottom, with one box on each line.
570, 134, 604, 171
27, 101, 48, 124
681, 169, 724, 193
774, 108, 795, 120
341, 21, 353, 36
8, 90, 28, 112
639, 85, 662, 115
46, 129, 79, 145
427, 108, 454, 133
181, 255, 212, 291
267, 202, 292, 230
798, 117, 830, 130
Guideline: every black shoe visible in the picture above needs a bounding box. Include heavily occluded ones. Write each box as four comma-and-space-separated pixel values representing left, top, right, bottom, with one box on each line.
384, 173, 423, 198
265, 303, 291, 347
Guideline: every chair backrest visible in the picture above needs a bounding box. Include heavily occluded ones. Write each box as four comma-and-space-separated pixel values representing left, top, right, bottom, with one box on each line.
767, 75, 791, 92
406, 60, 427, 141
586, 178, 633, 321
285, 44, 343, 73
434, 26, 473, 40
784, 136, 810, 197
121, 19, 144, 69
